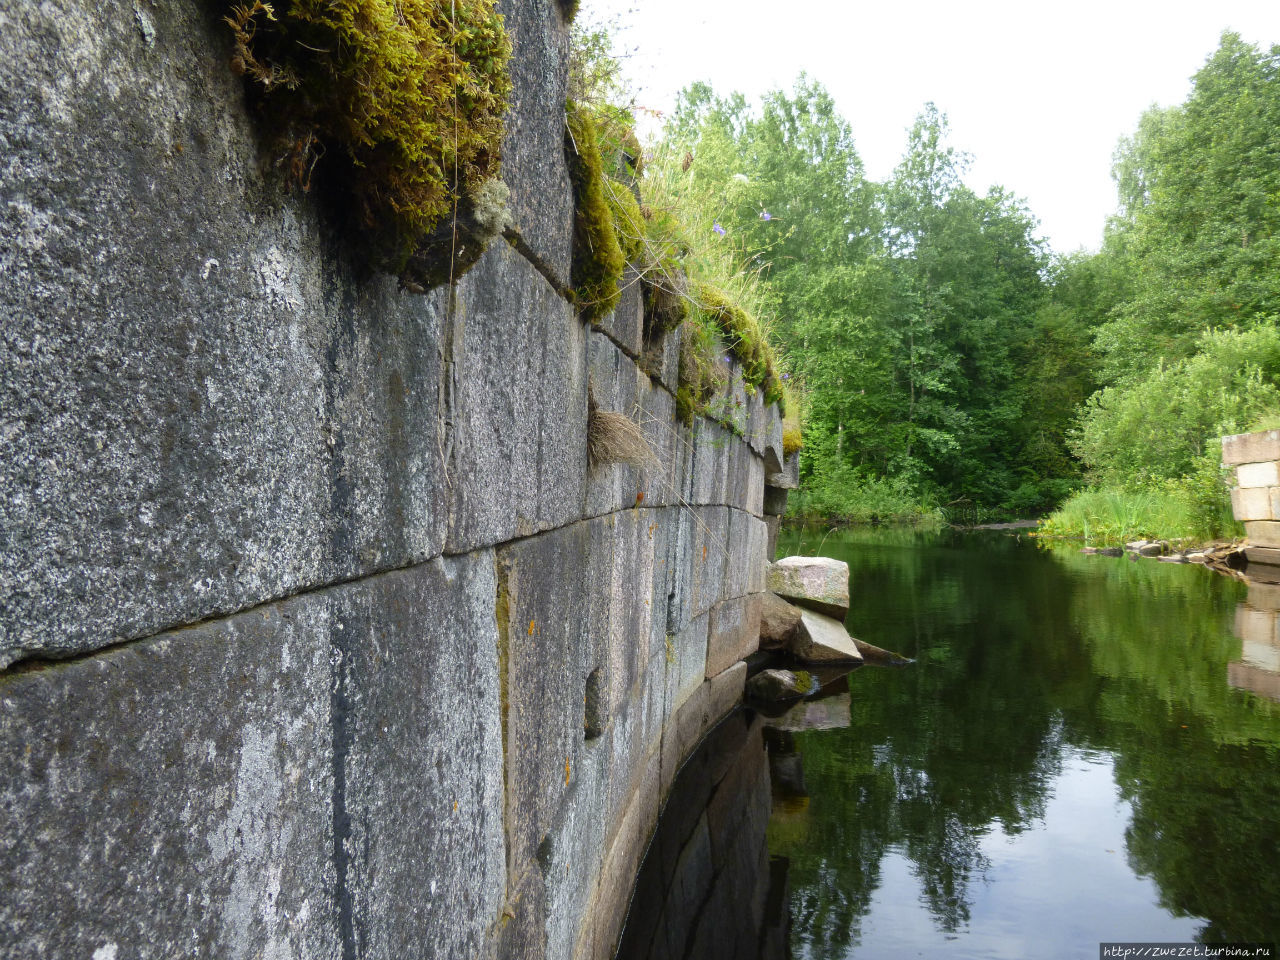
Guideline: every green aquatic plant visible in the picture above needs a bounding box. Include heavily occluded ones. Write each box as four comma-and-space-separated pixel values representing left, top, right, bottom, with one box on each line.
224, 0, 512, 284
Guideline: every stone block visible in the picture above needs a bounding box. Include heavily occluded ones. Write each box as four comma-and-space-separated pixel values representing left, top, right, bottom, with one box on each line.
606, 511, 658, 713
689, 418, 732, 506
758, 403, 786, 475
643, 325, 682, 395
1245, 546, 1280, 568
722, 510, 769, 599
597, 264, 645, 359
340, 557, 507, 960
791, 608, 863, 664
768, 556, 850, 619
667, 612, 710, 719
1246, 521, 1280, 548
1223, 430, 1280, 466
0, 0, 461, 665
636, 383, 682, 509
767, 451, 800, 490
446, 244, 588, 553
1231, 485, 1277, 521
496, 521, 602, 885
707, 662, 748, 723
765, 516, 781, 561
764, 486, 790, 516
1237, 460, 1280, 488
0, 595, 338, 960
494, 0, 573, 286
705, 595, 762, 679
584, 331, 645, 518
689, 507, 731, 621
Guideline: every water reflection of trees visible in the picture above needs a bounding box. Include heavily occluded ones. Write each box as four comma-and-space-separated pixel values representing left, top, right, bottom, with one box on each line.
772, 530, 1280, 956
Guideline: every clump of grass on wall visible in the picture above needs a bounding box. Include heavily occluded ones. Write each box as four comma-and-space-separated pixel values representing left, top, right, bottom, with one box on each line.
587, 395, 656, 468
565, 101, 625, 323
223, 0, 511, 283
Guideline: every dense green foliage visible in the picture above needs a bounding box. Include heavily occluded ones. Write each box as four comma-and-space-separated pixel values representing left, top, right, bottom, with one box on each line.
224, 0, 511, 276
646, 32, 1279, 531
1045, 33, 1280, 541
657, 81, 1053, 520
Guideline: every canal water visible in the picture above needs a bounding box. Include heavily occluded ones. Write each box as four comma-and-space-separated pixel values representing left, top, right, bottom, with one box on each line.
617, 527, 1280, 959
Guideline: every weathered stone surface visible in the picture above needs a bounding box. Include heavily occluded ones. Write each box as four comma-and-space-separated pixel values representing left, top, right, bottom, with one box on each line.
1237, 460, 1280, 488
1232, 486, 1278, 522
694, 506, 733, 617
758, 592, 803, 650
598, 264, 645, 358
644, 325, 682, 395
705, 594, 762, 679
768, 556, 850, 619
688, 419, 732, 506
707, 660, 748, 720
496, 521, 599, 889
767, 451, 800, 490
765, 515, 781, 560
745, 669, 815, 702
791, 608, 863, 663
0, 592, 337, 960
1246, 521, 1280, 548
340, 556, 507, 960
724, 509, 768, 600
584, 330, 646, 518
763, 485, 790, 517
636, 383, 682, 509
494, 0, 573, 285
1223, 430, 1280, 466
0, 0, 458, 666
446, 243, 588, 552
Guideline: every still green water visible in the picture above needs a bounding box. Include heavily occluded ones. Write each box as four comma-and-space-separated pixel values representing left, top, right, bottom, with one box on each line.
773, 526, 1280, 958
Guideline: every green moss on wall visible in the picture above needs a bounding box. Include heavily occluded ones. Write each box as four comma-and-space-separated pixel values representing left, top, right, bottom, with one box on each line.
565, 100, 624, 323
603, 178, 644, 264
224, 0, 511, 283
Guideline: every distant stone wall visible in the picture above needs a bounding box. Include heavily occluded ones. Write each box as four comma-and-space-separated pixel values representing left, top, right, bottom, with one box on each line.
1225, 430, 1280, 557
0, 1, 791, 958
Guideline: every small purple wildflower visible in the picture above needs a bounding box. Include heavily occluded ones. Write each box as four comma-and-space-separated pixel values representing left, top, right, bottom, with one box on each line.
760, 210, 772, 221
713, 222, 726, 236
781, 373, 790, 380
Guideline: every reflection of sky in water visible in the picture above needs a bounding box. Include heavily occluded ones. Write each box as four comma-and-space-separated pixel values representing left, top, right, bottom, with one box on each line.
825, 748, 1203, 960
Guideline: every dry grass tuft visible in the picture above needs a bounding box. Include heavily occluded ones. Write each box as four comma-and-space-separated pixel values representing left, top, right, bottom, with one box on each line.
588, 404, 657, 469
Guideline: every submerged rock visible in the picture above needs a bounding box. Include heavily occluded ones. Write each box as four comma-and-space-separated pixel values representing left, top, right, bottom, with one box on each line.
767, 556, 850, 619
746, 668, 819, 702
852, 637, 914, 666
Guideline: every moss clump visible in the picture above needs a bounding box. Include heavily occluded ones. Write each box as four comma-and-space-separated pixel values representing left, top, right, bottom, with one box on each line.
603, 178, 644, 264
793, 670, 815, 695
675, 385, 697, 427
566, 101, 625, 323
783, 423, 804, 457
224, 0, 512, 282
695, 283, 772, 385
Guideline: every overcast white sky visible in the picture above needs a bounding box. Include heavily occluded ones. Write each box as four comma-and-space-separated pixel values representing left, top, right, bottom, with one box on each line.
582, 0, 1280, 255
